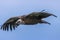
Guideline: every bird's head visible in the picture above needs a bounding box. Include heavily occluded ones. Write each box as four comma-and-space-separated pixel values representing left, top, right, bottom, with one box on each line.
15, 18, 24, 25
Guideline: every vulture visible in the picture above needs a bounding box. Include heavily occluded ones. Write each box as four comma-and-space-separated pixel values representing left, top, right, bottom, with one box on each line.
0, 10, 57, 31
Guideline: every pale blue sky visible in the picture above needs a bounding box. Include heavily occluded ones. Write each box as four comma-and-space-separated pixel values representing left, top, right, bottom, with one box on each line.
0, 0, 60, 40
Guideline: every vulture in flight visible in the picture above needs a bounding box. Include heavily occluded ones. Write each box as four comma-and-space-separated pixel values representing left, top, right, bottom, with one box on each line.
0, 10, 57, 31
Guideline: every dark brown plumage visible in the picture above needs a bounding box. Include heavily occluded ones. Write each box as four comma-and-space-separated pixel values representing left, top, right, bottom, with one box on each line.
0, 10, 57, 31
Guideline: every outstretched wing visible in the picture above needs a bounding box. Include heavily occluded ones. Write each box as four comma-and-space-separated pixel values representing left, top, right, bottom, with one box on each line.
37, 12, 57, 19
1, 17, 20, 31
25, 11, 57, 19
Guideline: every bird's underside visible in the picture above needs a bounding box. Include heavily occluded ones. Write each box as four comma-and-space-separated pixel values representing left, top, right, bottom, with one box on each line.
0, 10, 57, 31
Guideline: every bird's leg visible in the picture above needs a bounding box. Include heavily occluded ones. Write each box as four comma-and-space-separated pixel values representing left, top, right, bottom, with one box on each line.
38, 20, 51, 25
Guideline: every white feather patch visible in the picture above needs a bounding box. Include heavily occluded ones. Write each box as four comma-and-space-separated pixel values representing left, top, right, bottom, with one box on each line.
16, 19, 24, 24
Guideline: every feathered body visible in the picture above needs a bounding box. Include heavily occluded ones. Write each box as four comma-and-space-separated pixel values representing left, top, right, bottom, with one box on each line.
1, 10, 57, 31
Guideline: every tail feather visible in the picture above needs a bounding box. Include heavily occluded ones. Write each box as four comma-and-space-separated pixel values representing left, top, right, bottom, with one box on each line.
39, 20, 51, 25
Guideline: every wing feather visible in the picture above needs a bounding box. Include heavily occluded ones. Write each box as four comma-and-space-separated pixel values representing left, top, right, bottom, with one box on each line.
1, 17, 20, 31
25, 12, 57, 19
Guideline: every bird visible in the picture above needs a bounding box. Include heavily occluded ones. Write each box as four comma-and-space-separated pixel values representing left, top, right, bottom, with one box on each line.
0, 10, 57, 31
